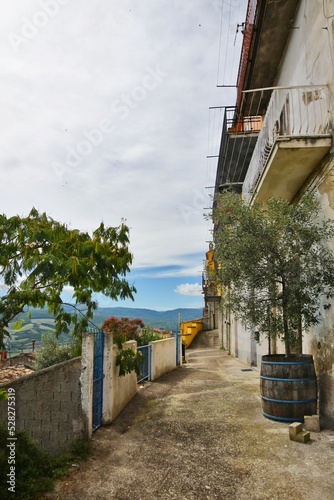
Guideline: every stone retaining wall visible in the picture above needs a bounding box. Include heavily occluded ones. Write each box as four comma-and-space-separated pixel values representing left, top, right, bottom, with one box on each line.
0, 357, 86, 453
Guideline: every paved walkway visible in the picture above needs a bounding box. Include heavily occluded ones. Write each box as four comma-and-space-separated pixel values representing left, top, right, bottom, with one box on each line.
47, 346, 334, 500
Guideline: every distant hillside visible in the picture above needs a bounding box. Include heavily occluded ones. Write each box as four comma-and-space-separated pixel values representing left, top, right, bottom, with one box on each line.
3, 307, 203, 355
92, 307, 203, 330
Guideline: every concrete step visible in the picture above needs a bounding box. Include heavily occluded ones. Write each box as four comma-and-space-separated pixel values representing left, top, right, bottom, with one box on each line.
190, 330, 220, 348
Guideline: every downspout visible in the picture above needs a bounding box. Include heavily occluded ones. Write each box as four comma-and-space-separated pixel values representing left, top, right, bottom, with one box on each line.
227, 286, 231, 355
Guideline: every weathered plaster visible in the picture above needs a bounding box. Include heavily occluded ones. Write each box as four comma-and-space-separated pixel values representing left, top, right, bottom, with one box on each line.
317, 165, 334, 210
310, 334, 334, 427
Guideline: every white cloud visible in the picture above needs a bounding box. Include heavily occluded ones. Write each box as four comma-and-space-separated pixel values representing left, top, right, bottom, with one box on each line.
174, 283, 202, 296
0, 0, 247, 304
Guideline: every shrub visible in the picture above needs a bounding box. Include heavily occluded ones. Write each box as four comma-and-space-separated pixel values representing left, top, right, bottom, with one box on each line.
102, 316, 145, 376
34, 331, 80, 369
0, 424, 91, 499
115, 347, 143, 376
138, 325, 163, 346
102, 316, 144, 348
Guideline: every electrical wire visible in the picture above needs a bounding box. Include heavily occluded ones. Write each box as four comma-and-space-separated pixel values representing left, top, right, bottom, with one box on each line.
216, 0, 225, 86
222, 0, 233, 86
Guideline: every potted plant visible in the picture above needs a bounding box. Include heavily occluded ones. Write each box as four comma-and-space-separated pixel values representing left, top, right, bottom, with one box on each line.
210, 191, 334, 421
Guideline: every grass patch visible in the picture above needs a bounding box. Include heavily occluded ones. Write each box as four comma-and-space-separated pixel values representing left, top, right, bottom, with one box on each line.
0, 425, 91, 499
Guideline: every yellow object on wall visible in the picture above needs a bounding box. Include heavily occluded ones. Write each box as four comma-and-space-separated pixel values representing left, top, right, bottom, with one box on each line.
180, 319, 203, 348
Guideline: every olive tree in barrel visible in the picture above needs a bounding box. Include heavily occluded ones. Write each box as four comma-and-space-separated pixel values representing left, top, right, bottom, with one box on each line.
211, 191, 334, 422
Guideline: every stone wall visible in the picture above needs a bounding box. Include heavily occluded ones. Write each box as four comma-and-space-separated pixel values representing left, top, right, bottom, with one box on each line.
0, 357, 87, 453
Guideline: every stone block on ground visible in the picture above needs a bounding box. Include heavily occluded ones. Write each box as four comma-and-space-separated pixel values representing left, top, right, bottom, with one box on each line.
289, 422, 302, 439
304, 415, 320, 432
294, 430, 311, 443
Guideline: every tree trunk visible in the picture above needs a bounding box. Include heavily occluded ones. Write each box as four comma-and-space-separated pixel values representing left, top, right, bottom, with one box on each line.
297, 313, 303, 354
282, 280, 290, 357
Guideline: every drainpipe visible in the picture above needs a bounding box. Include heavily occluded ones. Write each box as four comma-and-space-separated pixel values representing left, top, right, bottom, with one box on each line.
226, 286, 231, 355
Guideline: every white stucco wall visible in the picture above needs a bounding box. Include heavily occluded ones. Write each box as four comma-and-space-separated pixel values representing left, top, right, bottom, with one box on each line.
151, 337, 176, 381
80, 331, 94, 438
109, 340, 138, 421
276, 0, 334, 94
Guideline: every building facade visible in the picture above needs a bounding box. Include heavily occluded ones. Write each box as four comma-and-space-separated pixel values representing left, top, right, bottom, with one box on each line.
206, 0, 334, 426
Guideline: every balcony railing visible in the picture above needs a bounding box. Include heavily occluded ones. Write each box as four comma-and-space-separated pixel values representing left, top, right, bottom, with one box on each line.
214, 107, 261, 193
202, 271, 218, 297
242, 85, 332, 198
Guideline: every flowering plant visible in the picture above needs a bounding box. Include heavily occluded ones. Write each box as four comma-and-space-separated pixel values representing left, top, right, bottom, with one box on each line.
102, 316, 145, 377
102, 316, 144, 348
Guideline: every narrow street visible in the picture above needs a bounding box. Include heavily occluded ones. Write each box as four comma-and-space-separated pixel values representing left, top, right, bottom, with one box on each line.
46, 346, 334, 499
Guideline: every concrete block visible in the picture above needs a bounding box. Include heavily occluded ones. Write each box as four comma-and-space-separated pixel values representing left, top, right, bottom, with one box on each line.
304, 415, 320, 432
294, 431, 311, 443
289, 422, 302, 439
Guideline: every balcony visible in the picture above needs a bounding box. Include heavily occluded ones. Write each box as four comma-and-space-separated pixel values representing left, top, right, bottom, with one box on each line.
242, 85, 332, 202
202, 271, 221, 300
236, 0, 300, 114
214, 107, 261, 193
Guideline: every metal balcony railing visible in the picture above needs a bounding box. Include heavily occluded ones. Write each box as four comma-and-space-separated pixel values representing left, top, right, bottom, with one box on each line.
242, 85, 332, 198
214, 106, 262, 193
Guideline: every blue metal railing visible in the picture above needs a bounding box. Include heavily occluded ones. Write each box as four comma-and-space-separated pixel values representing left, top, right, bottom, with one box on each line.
137, 345, 152, 383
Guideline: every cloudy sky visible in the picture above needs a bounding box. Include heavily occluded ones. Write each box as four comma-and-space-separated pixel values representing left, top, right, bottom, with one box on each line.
0, 0, 246, 311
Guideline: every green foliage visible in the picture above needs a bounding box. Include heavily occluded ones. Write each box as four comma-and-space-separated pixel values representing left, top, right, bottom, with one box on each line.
0, 389, 8, 401
212, 191, 334, 355
115, 347, 143, 377
0, 208, 136, 347
138, 325, 163, 346
102, 316, 145, 376
34, 331, 81, 369
0, 424, 91, 499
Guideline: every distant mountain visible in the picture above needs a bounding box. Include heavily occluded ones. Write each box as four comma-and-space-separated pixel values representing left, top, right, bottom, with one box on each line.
92, 307, 203, 331
4, 307, 203, 355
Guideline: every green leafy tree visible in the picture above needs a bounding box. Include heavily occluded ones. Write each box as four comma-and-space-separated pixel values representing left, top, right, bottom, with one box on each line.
0, 208, 136, 347
212, 191, 334, 356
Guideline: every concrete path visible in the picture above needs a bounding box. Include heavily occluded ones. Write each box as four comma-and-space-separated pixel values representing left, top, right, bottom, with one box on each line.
47, 346, 334, 500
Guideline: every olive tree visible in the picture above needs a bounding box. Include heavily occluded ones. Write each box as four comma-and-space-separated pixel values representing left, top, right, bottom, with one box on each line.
211, 191, 334, 356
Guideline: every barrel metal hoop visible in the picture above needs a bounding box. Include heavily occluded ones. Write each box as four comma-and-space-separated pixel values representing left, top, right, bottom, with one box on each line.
261, 361, 313, 365
261, 395, 317, 404
260, 375, 316, 382
262, 411, 304, 423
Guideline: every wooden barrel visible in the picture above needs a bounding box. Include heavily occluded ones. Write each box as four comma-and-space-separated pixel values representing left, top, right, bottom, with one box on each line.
260, 354, 317, 422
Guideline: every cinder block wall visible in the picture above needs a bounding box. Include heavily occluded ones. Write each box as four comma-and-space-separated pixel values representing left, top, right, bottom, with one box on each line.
0, 357, 87, 453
